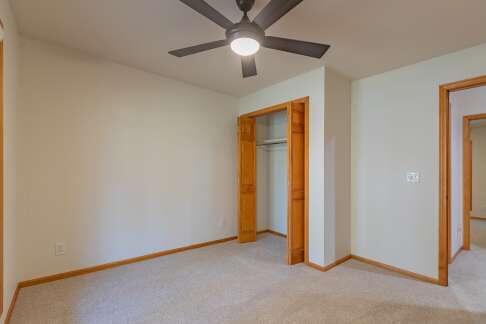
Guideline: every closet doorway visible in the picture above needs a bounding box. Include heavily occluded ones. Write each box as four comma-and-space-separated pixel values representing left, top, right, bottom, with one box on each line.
237, 97, 308, 265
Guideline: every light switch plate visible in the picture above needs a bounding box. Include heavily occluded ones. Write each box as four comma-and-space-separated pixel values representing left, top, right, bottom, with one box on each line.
55, 243, 66, 256
406, 171, 420, 183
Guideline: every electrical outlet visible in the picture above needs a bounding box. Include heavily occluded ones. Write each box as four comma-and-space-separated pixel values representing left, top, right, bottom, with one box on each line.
218, 218, 226, 228
406, 171, 420, 184
55, 243, 66, 256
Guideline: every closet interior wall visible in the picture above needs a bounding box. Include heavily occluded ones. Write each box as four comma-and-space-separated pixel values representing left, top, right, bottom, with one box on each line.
256, 111, 288, 236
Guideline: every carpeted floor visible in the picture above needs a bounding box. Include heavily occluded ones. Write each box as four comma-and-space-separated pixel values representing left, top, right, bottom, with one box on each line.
10, 223, 486, 323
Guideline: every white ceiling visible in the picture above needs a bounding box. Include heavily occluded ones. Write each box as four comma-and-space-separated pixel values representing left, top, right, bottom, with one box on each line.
11, 0, 486, 97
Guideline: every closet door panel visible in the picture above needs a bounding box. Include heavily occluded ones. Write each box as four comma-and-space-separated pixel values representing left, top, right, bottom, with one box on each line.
238, 117, 257, 243
288, 103, 306, 264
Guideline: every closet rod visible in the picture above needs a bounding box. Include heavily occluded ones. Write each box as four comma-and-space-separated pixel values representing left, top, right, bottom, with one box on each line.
256, 138, 287, 147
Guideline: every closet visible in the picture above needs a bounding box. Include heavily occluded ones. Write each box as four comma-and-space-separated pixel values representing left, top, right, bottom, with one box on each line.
237, 98, 308, 265
256, 111, 288, 238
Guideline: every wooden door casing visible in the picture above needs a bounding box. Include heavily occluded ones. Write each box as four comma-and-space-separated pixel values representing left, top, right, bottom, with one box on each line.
0, 39, 4, 315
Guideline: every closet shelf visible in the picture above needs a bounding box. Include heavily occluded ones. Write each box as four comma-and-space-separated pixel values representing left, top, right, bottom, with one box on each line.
256, 138, 287, 147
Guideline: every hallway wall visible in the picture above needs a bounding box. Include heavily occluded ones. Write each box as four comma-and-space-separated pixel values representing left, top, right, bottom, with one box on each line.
0, 0, 20, 320
450, 87, 486, 256
471, 124, 486, 219
352, 42, 486, 280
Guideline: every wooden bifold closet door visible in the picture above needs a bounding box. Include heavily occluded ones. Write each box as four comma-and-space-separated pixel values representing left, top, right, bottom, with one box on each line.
237, 98, 307, 265
287, 102, 306, 265
238, 116, 257, 243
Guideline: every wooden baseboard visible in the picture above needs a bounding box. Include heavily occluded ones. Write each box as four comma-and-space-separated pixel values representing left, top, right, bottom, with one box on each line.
18, 236, 237, 288
306, 255, 351, 272
471, 216, 486, 221
350, 255, 440, 285
449, 247, 463, 264
5, 284, 20, 324
257, 229, 287, 238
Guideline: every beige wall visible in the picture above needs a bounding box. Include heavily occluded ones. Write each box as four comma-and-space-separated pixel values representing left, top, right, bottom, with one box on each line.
471, 125, 486, 218
16, 38, 238, 281
0, 0, 19, 321
324, 69, 351, 263
352, 42, 486, 279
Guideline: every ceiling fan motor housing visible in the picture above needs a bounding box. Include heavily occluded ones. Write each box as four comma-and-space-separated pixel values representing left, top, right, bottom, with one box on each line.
226, 19, 265, 45
236, 0, 255, 13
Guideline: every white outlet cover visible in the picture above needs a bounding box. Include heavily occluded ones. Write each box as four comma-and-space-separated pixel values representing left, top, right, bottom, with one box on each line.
406, 171, 420, 183
55, 243, 66, 256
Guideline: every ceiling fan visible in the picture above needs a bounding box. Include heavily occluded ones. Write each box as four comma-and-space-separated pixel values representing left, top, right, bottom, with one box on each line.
169, 0, 330, 78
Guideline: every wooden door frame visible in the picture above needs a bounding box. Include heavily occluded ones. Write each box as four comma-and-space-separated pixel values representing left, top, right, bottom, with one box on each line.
0, 35, 4, 316
439, 75, 486, 286
0, 34, 4, 315
462, 113, 486, 252
239, 97, 309, 265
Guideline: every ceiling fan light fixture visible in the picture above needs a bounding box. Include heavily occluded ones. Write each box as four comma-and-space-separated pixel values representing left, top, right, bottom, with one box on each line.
230, 37, 260, 56
170, 0, 330, 78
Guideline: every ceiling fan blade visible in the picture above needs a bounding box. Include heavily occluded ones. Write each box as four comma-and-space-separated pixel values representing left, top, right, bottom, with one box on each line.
179, 0, 233, 29
169, 40, 228, 57
263, 36, 330, 58
242, 56, 257, 78
253, 0, 303, 30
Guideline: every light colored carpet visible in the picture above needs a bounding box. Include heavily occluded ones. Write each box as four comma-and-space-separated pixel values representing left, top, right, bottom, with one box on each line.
10, 227, 486, 323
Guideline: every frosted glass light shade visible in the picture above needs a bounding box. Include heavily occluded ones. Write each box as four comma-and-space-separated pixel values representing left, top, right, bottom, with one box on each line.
230, 37, 260, 56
